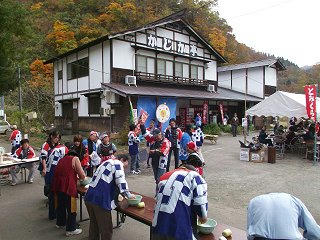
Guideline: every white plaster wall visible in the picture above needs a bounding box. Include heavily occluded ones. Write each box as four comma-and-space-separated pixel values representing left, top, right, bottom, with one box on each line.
78, 95, 88, 117
78, 76, 89, 91
175, 57, 189, 64
137, 49, 156, 57
265, 67, 277, 86
197, 48, 204, 57
67, 53, 77, 63
67, 79, 77, 92
54, 61, 59, 95
55, 102, 62, 117
190, 60, 203, 66
62, 58, 68, 93
113, 39, 135, 70
248, 67, 264, 98
205, 61, 217, 81
175, 32, 188, 43
89, 43, 103, 89
218, 71, 231, 88
78, 49, 88, 59
232, 69, 246, 93
136, 32, 147, 44
103, 40, 110, 83
157, 28, 174, 39
158, 53, 173, 60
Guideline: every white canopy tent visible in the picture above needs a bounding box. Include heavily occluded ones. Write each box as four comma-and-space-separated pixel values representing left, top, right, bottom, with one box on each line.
246, 91, 320, 118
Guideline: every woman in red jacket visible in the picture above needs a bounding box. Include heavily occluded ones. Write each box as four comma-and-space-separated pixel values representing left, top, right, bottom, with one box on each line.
52, 150, 86, 236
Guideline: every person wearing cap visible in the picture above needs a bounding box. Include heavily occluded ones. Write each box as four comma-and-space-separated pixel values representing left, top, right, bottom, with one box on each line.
247, 193, 320, 240
128, 124, 141, 174
52, 149, 86, 236
83, 131, 101, 176
165, 118, 183, 171
10, 138, 36, 185
9, 124, 22, 154
152, 153, 208, 240
179, 124, 195, 163
141, 125, 171, 185
85, 154, 135, 240
97, 132, 117, 164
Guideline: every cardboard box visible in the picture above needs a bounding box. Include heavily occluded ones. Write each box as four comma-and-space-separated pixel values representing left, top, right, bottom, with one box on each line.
240, 148, 250, 161
250, 148, 266, 163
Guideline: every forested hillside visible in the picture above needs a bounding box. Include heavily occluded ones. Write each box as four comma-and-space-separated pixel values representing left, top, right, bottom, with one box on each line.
0, 0, 319, 126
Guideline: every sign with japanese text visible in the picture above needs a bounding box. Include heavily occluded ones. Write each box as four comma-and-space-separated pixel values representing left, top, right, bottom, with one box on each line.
202, 101, 208, 124
147, 34, 198, 56
304, 85, 317, 122
219, 104, 224, 125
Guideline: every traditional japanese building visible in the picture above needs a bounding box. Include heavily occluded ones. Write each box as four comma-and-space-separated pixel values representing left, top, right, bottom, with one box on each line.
45, 10, 284, 133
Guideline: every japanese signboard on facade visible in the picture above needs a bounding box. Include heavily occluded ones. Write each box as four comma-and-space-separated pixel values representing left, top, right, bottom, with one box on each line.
219, 104, 224, 125
304, 85, 317, 122
147, 34, 198, 56
202, 101, 208, 124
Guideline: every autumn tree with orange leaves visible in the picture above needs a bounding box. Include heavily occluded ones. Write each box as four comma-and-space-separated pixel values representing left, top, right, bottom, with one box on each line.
46, 20, 77, 54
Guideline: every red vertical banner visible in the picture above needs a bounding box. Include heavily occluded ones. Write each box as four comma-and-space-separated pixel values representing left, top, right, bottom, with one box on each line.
304, 85, 317, 122
202, 101, 208, 124
219, 104, 224, 123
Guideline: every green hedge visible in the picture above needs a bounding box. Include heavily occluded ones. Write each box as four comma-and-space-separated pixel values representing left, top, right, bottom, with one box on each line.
203, 124, 222, 135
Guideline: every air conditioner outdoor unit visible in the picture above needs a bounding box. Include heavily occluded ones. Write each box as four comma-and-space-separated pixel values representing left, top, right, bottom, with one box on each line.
125, 75, 137, 86
102, 90, 119, 104
100, 108, 115, 116
207, 84, 216, 93
100, 107, 110, 117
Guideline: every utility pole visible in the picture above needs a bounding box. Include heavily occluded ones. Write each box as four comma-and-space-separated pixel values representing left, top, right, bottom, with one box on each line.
18, 67, 22, 127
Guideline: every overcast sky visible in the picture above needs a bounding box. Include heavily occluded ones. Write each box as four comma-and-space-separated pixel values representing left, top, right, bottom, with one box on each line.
216, 0, 320, 67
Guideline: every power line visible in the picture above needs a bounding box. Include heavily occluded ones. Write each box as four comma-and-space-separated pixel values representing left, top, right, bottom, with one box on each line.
225, 0, 297, 20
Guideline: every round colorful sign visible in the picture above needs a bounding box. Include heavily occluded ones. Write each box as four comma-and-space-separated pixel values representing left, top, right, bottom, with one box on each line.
156, 104, 170, 123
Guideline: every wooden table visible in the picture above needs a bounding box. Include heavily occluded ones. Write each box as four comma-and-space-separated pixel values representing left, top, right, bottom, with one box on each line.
0, 156, 40, 182
77, 186, 247, 240
204, 134, 218, 145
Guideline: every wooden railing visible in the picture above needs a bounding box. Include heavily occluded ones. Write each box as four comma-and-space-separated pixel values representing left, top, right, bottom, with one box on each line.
135, 72, 209, 86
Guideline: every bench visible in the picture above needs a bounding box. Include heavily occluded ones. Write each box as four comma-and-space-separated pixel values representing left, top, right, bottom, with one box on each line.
77, 186, 246, 240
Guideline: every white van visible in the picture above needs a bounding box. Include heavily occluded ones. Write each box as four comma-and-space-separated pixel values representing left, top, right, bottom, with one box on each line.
0, 120, 10, 134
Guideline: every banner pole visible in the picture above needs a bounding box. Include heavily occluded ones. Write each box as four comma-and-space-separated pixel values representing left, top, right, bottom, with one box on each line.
314, 85, 318, 166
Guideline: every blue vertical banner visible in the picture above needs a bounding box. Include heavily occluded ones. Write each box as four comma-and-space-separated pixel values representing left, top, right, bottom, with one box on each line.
158, 97, 177, 131
137, 96, 157, 127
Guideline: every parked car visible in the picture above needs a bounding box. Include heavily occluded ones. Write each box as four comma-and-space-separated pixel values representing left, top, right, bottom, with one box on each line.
0, 120, 10, 134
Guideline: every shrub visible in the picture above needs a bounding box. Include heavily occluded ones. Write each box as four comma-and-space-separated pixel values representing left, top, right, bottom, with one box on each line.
219, 124, 232, 133
117, 118, 130, 146
203, 123, 221, 135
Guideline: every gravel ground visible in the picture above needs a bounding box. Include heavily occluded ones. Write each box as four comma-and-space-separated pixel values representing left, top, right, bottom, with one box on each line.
0, 133, 319, 240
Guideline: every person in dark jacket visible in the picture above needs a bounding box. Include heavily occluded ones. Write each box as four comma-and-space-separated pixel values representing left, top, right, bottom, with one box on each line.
231, 113, 239, 137
258, 126, 273, 146
71, 135, 89, 171
165, 118, 182, 171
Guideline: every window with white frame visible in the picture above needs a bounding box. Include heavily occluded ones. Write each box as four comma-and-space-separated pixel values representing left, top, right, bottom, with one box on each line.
175, 62, 183, 77
157, 59, 165, 75
191, 65, 198, 79
166, 61, 173, 76
137, 56, 147, 73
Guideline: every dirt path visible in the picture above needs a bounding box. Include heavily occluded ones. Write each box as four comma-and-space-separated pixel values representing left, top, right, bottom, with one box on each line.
1, 134, 320, 239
